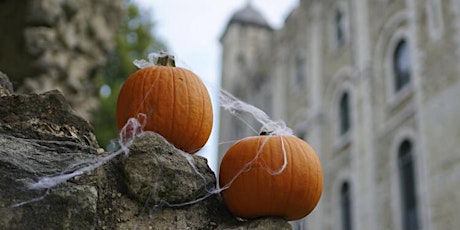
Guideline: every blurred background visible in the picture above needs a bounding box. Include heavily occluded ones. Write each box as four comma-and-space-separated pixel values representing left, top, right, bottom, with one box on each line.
0, 0, 459, 230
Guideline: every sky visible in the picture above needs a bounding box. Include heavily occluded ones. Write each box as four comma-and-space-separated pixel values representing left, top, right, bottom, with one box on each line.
134, 0, 299, 172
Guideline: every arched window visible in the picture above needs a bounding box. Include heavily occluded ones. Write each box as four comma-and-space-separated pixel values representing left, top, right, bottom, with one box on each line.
335, 9, 345, 47
341, 182, 352, 230
392, 39, 411, 91
295, 55, 306, 86
339, 92, 351, 135
398, 140, 419, 230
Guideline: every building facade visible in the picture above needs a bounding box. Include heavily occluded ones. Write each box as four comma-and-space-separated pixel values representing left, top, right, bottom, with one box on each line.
219, 1, 460, 230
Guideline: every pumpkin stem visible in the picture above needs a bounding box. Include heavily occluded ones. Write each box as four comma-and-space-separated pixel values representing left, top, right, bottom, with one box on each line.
156, 52, 176, 67
259, 129, 274, 136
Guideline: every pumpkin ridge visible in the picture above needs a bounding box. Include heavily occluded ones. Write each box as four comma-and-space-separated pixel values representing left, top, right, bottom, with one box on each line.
254, 136, 265, 216
128, 73, 143, 128
185, 70, 210, 153
296, 137, 311, 219
310, 168, 319, 213
269, 136, 279, 216
140, 68, 159, 129
148, 68, 161, 132
138, 70, 148, 118
313, 153, 323, 211
255, 140, 263, 215
258, 136, 273, 217
253, 137, 265, 217
195, 72, 210, 152
181, 69, 200, 152
257, 135, 270, 168
196, 75, 207, 151
300, 140, 313, 217
269, 136, 282, 215
284, 136, 294, 217
182, 68, 192, 151
168, 66, 176, 141
308, 141, 322, 216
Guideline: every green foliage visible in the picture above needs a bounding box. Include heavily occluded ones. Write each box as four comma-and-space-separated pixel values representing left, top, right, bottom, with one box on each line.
93, 0, 167, 149
92, 82, 122, 149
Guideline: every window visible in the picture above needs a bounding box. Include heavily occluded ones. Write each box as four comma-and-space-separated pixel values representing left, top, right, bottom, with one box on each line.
426, 0, 444, 40
335, 9, 345, 47
254, 74, 264, 91
341, 182, 352, 230
392, 39, 411, 92
295, 55, 306, 86
398, 140, 419, 230
330, 3, 349, 51
339, 92, 351, 135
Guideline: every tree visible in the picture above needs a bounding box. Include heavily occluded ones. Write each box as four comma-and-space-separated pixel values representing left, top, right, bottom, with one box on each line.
93, 0, 167, 149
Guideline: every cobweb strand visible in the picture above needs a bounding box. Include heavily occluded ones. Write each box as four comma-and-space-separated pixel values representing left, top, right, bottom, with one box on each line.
25, 114, 147, 191
219, 89, 293, 136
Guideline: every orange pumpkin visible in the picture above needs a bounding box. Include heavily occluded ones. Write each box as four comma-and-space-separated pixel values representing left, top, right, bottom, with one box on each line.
116, 55, 213, 153
219, 135, 323, 220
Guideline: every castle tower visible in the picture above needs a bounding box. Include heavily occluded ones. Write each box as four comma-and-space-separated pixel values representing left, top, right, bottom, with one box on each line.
218, 2, 273, 160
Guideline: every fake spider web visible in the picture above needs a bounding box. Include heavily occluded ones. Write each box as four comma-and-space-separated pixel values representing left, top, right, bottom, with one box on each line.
12, 52, 296, 217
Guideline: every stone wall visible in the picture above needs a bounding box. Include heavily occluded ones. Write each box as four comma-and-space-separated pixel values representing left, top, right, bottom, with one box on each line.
0, 0, 122, 120
0, 73, 292, 229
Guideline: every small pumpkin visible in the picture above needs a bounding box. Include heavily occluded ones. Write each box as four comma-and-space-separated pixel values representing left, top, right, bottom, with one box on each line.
116, 54, 213, 153
219, 134, 323, 221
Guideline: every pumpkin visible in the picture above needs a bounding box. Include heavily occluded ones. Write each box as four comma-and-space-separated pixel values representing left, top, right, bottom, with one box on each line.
116, 54, 213, 153
219, 134, 323, 221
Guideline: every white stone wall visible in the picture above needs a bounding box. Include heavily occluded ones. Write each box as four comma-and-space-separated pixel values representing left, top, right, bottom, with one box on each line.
219, 0, 460, 229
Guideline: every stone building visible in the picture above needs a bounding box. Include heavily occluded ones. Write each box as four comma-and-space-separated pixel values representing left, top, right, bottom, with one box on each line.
219, 1, 460, 230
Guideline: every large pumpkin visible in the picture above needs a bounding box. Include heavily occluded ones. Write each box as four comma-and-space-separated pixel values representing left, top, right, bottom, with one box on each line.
116, 55, 213, 153
219, 135, 323, 221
